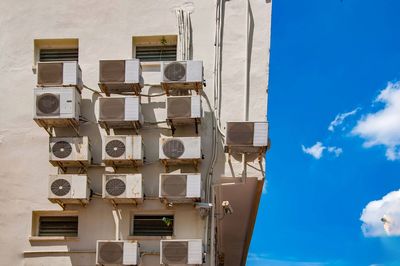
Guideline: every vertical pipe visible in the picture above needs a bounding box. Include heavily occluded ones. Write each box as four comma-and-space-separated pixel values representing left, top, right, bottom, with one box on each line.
112, 209, 119, 241
244, 0, 250, 121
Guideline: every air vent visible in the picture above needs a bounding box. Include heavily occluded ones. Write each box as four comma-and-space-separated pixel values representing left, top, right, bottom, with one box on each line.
96, 240, 138, 265
161, 175, 186, 197
226, 122, 269, 147
36, 93, 60, 116
50, 178, 71, 196
52, 141, 73, 159
99, 98, 125, 121
105, 140, 126, 158
135, 45, 177, 62
167, 97, 191, 118
100, 60, 125, 83
106, 178, 126, 197
37, 63, 63, 85
98, 241, 123, 264
162, 241, 188, 264
163, 139, 185, 159
39, 48, 79, 62
164, 62, 186, 81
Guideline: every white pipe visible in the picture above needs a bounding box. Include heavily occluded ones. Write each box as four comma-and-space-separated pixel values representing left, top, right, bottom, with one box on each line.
112, 209, 120, 241
244, 0, 250, 121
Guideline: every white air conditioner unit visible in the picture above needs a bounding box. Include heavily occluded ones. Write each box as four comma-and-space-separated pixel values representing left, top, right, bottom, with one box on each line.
96, 240, 138, 265
160, 239, 202, 265
226, 122, 269, 148
159, 173, 201, 202
161, 61, 203, 92
102, 135, 143, 166
49, 136, 90, 167
159, 137, 201, 160
48, 174, 90, 204
37, 61, 83, 91
33, 87, 80, 122
102, 174, 143, 204
99, 59, 144, 95
166, 95, 202, 122
98, 96, 143, 129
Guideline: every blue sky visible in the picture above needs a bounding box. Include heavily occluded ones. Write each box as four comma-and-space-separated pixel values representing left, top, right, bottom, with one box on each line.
248, 0, 400, 265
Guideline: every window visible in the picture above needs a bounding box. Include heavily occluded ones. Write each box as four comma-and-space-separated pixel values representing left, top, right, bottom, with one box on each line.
132, 215, 174, 236
33, 39, 79, 68
133, 35, 177, 62
31, 210, 79, 239
38, 216, 78, 237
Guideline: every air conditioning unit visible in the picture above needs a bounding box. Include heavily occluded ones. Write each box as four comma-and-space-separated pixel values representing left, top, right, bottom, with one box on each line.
33, 87, 81, 126
49, 136, 90, 167
48, 174, 90, 204
96, 240, 138, 265
98, 96, 143, 129
102, 135, 143, 166
102, 174, 143, 204
37, 61, 83, 91
160, 239, 202, 265
161, 61, 203, 92
159, 173, 201, 202
167, 95, 202, 122
226, 122, 269, 152
99, 59, 144, 95
159, 137, 201, 161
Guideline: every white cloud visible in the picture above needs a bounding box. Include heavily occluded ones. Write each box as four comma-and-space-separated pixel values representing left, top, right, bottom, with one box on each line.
302, 142, 343, 159
302, 142, 325, 159
328, 108, 361, 132
327, 146, 343, 157
360, 189, 400, 237
352, 82, 400, 160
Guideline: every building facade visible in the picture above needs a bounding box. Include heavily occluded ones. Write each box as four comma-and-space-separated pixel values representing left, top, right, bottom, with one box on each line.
0, 0, 271, 265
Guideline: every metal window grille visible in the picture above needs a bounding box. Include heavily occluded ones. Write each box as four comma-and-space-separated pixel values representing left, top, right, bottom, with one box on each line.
135, 45, 176, 62
38, 216, 78, 237
39, 48, 79, 62
132, 215, 174, 236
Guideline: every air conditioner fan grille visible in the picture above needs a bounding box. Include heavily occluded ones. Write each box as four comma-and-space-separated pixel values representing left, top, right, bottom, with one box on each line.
37, 93, 60, 115
105, 140, 126, 158
106, 178, 126, 196
162, 139, 185, 159
52, 141, 73, 159
163, 241, 188, 264
98, 242, 123, 264
51, 178, 71, 196
164, 62, 186, 81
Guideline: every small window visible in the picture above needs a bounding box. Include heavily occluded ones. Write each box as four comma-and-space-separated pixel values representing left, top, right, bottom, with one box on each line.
132, 215, 174, 236
33, 39, 79, 68
38, 216, 78, 237
133, 35, 177, 62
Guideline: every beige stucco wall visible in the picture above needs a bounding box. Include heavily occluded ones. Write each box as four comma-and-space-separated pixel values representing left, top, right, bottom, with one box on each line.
0, 0, 271, 265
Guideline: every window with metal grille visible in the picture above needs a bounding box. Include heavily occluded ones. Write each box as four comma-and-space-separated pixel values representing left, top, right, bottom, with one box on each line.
38, 216, 78, 237
132, 215, 174, 236
39, 48, 79, 62
135, 45, 176, 62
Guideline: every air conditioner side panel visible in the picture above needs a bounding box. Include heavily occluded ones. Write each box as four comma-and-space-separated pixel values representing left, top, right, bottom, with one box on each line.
123, 242, 138, 265
132, 135, 143, 160
125, 97, 140, 121
125, 136, 133, 160
186, 174, 201, 198
188, 239, 203, 264
62, 62, 78, 86
186, 60, 203, 82
75, 136, 90, 162
182, 138, 201, 159
71, 175, 88, 199
125, 59, 140, 83
126, 174, 142, 199
253, 122, 269, 147
191, 95, 202, 118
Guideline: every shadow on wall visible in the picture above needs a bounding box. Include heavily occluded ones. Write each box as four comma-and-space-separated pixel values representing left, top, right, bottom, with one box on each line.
23, 252, 96, 266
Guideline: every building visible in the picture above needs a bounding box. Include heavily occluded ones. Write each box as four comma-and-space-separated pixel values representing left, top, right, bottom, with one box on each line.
0, 0, 271, 265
